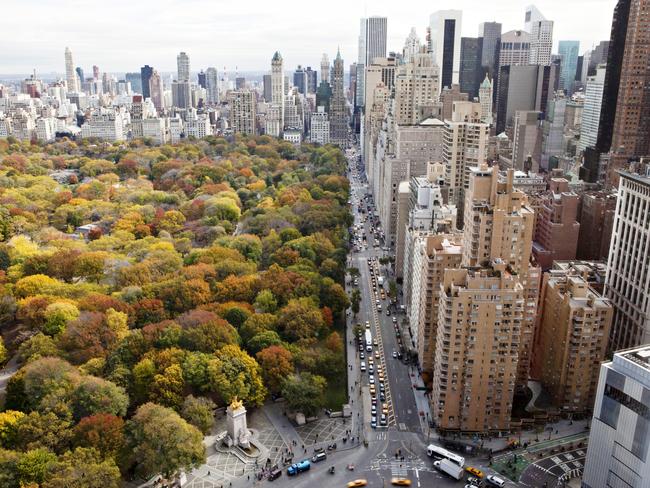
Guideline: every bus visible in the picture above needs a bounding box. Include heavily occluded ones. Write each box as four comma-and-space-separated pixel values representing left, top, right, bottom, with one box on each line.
426, 445, 465, 467
365, 330, 373, 348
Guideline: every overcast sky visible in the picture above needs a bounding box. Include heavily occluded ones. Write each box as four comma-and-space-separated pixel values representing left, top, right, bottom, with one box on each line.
3, 0, 617, 75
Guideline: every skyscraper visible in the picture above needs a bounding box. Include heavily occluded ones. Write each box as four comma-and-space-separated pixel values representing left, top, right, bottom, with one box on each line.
305, 67, 317, 94
177, 52, 190, 82
558, 40, 580, 94
356, 16, 388, 109
605, 170, 650, 351
140, 65, 153, 99
92, 65, 100, 80
403, 28, 421, 64
125, 72, 142, 94
478, 75, 493, 125
320, 53, 330, 84
429, 10, 463, 92
197, 70, 206, 88
75, 67, 84, 85
149, 69, 164, 113
266, 51, 285, 137
478, 22, 502, 82
206, 67, 218, 104
293, 66, 307, 94
608, 0, 650, 186
459, 37, 483, 98
65, 47, 79, 92
525, 5, 554, 66
578, 65, 606, 153
329, 50, 347, 146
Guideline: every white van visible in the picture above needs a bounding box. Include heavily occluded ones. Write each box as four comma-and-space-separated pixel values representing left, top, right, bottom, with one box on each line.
486, 475, 506, 487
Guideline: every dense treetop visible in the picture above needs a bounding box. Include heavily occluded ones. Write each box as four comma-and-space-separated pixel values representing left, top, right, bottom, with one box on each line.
0, 135, 351, 484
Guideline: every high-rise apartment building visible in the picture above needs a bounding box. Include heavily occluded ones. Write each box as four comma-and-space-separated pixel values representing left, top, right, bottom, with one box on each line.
310, 106, 330, 145
329, 50, 347, 146
459, 37, 483, 99
177, 52, 190, 82
525, 5, 553, 66
228, 89, 257, 135
577, 189, 617, 261
558, 40, 580, 95
608, 0, 650, 186
206, 67, 219, 104
432, 261, 524, 432
533, 271, 612, 413
140, 65, 153, 100
429, 10, 463, 92
440, 84, 469, 121
64, 47, 79, 93
605, 170, 650, 351
462, 166, 540, 386
578, 65, 606, 153
442, 102, 489, 226
393, 51, 439, 125
478, 22, 502, 83
532, 178, 580, 270
582, 345, 650, 488
409, 234, 463, 375
266, 51, 285, 137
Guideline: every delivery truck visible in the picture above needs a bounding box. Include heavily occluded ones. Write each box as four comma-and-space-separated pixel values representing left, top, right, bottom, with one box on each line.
434, 459, 464, 481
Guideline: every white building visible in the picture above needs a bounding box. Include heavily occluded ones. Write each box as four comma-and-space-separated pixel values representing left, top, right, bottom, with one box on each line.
605, 170, 650, 351
81, 109, 126, 141
578, 65, 606, 153
310, 106, 330, 144
184, 109, 212, 139
65, 47, 79, 93
141, 118, 169, 144
35, 117, 58, 141
402, 28, 421, 64
582, 345, 650, 488
266, 51, 284, 137
429, 10, 462, 92
177, 52, 190, 82
169, 116, 184, 144
206, 67, 219, 104
283, 129, 302, 145
525, 5, 553, 66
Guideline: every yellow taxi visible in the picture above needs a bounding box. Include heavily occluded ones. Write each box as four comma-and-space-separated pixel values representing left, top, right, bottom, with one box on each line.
382, 405, 389, 415
465, 466, 484, 478
347, 480, 368, 487
391, 478, 412, 486
369, 385, 376, 395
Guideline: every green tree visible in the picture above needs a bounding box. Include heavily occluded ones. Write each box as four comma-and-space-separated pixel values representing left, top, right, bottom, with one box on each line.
17, 333, 59, 363
13, 411, 72, 453
351, 289, 361, 316
69, 376, 129, 421
253, 289, 277, 313
277, 298, 324, 342
247, 330, 283, 354
180, 395, 216, 434
44, 447, 121, 488
124, 403, 206, 479
281, 372, 326, 416
16, 448, 57, 486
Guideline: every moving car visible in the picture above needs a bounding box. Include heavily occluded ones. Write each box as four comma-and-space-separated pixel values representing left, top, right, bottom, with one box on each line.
433, 460, 464, 481
465, 466, 484, 478
311, 452, 327, 463
486, 475, 506, 487
391, 479, 412, 486
268, 468, 282, 480
392, 351, 398, 358
347, 480, 368, 488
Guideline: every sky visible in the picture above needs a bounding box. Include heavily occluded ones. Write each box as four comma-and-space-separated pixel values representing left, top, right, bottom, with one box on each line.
3, 0, 617, 75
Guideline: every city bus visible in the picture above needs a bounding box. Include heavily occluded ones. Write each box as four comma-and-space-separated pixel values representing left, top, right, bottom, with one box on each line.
426, 445, 465, 467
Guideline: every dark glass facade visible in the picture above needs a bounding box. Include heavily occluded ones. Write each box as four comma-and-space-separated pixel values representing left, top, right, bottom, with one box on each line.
441, 19, 456, 89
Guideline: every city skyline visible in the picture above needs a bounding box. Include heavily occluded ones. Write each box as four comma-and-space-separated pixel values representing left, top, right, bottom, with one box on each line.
3, 0, 617, 74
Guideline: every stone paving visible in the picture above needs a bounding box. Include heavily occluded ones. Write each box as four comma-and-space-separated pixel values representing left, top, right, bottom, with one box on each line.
295, 416, 352, 446
184, 409, 287, 488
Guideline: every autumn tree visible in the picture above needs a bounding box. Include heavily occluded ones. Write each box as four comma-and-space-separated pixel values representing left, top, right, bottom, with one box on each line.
72, 414, 125, 460
206, 345, 266, 406
256, 345, 293, 395
277, 298, 325, 342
